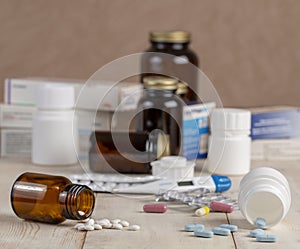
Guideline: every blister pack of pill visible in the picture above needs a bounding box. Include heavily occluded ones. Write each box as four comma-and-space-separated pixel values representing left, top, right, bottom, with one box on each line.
69, 173, 160, 193
157, 190, 239, 210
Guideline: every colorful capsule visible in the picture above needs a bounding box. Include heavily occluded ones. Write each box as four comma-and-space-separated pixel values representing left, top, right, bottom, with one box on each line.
143, 203, 167, 213
195, 206, 210, 217
210, 202, 234, 213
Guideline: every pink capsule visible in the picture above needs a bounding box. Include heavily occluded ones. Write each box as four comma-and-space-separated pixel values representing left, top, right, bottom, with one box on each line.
210, 201, 234, 213
143, 203, 167, 213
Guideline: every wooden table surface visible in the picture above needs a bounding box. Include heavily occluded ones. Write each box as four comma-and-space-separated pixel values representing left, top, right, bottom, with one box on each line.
0, 158, 299, 249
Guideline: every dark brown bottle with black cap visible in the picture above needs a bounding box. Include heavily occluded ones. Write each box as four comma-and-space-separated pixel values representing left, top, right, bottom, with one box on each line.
141, 31, 199, 102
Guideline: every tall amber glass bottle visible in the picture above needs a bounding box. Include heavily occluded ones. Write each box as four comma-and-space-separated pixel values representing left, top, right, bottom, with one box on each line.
11, 172, 95, 224
141, 31, 199, 102
136, 76, 182, 155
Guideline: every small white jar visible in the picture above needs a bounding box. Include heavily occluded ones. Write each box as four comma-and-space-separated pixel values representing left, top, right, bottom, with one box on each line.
207, 108, 251, 175
238, 167, 291, 228
32, 84, 78, 165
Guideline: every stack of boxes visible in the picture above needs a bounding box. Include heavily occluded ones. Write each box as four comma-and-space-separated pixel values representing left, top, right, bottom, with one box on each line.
0, 77, 217, 163
3, 78, 299, 163
0, 78, 142, 160
0, 104, 34, 157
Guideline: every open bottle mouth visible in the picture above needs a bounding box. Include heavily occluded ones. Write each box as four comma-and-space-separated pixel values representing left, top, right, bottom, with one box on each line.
238, 167, 291, 228
64, 184, 95, 220
242, 189, 285, 228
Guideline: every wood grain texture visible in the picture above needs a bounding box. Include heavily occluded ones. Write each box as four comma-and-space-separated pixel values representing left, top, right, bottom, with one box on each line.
84, 194, 234, 249
0, 216, 85, 249
0, 158, 299, 248
1, 0, 300, 107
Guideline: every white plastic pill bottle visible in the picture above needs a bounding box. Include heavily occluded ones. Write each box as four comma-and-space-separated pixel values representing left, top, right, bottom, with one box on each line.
238, 167, 291, 228
32, 84, 78, 165
207, 108, 251, 175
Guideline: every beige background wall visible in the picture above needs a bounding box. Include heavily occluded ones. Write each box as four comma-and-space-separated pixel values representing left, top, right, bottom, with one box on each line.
0, 0, 300, 107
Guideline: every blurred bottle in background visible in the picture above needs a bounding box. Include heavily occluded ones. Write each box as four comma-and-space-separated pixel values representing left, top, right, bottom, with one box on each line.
141, 30, 199, 102
136, 76, 182, 155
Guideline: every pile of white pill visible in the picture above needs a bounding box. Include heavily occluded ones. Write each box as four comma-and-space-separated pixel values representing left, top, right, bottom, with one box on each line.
74, 217, 140, 232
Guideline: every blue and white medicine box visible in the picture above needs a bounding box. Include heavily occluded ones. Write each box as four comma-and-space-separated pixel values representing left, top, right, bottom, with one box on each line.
250, 106, 300, 140
182, 102, 215, 160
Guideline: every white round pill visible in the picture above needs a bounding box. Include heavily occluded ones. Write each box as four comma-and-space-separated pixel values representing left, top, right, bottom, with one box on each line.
120, 220, 130, 227
96, 219, 110, 225
84, 225, 95, 231
74, 223, 85, 229
96, 220, 109, 226
102, 223, 113, 229
78, 211, 85, 216
112, 223, 123, 230
111, 219, 121, 224
86, 218, 95, 226
81, 217, 90, 223
94, 224, 102, 230
78, 226, 87, 231
128, 225, 140, 231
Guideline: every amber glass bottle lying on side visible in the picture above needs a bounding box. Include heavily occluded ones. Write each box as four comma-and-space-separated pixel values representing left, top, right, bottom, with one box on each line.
89, 131, 169, 174
11, 172, 95, 224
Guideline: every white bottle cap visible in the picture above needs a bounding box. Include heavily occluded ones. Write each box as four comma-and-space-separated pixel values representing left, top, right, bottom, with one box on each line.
36, 84, 75, 109
151, 156, 195, 179
211, 108, 251, 132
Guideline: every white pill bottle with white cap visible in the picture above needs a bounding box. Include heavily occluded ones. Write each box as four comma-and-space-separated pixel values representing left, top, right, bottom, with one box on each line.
32, 84, 78, 165
238, 167, 291, 228
207, 108, 251, 175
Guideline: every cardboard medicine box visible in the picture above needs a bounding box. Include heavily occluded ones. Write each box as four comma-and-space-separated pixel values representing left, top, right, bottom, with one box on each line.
182, 102, 215, 160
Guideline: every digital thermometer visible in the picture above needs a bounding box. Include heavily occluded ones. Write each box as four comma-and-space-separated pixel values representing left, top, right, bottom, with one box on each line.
70, 174, 231, 195
112, 175, 231, 194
